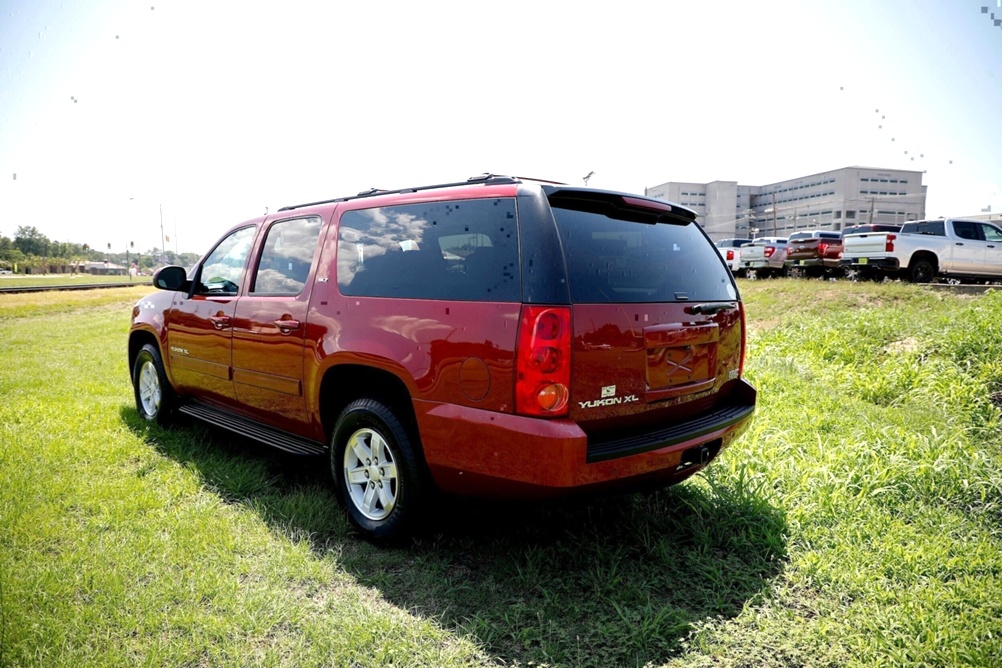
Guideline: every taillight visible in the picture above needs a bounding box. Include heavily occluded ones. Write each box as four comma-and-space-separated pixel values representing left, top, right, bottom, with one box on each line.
726, 250, 735, 261
885, 234, 896, 252
764, 246, 775, 258
515, 306, 571, 417
818, 242, 829, 255
739, 302, 747, 378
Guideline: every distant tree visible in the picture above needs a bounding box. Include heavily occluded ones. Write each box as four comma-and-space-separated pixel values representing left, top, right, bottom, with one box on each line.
14, 226, 50, 257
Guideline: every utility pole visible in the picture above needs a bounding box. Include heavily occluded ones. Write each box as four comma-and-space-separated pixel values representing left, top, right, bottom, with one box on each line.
159, 203, 166, 264
868, 196, 875, 225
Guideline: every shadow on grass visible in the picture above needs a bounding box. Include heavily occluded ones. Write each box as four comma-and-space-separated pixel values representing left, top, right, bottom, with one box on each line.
123, 407, 787, 667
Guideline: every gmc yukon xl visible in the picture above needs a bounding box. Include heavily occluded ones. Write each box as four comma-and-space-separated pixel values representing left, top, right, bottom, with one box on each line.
129, 175, 756, 541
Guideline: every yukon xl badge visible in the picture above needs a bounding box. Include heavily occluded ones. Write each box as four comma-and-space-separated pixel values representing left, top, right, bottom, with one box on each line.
170, 346, 189, 356
579, 385, 639, 409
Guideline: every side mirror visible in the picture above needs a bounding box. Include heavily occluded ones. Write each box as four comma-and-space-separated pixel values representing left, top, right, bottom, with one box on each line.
152, 265, 190, 292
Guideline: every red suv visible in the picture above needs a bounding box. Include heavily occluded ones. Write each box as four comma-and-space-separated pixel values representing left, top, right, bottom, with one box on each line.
129, 175, 755, 541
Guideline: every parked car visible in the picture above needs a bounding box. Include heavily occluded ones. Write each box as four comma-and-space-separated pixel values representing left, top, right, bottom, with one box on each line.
715, 238, 753, 275
784, 230, 843, 277
840, 218, 1002, 282
129, 174, 757, 541
739, 237, 788, 278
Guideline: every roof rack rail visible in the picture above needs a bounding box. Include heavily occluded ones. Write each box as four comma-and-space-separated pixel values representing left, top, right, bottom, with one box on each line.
277, 174, 522, 212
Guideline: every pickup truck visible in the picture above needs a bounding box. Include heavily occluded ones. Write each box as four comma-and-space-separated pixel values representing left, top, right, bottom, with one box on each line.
715, 238, 753, 275
784, 230, 842, 277
840, 218, 1002, 283
739, 237, 787, 278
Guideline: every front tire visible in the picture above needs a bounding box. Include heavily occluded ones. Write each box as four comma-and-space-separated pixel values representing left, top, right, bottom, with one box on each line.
132, 343, 176, 426
331, 399, 426, 542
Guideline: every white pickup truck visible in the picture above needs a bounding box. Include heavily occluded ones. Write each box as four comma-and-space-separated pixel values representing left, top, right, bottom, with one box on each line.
840, 218, 1002, 282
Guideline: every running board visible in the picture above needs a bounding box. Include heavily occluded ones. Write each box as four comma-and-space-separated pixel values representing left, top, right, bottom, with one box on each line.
178, 401, 327, 456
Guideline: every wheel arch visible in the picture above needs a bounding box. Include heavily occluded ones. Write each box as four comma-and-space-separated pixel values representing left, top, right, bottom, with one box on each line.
319, 364, 421, 451
128, 329, 161, 379
908, 251, 939, 272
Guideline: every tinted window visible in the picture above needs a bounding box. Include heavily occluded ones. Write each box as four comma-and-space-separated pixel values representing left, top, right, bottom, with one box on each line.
953, 221, 979, 241
715, 238, 751, 248
337, 198, 519, 301
905, 221, 945, 236
198, 226, 256, 295
552, 207, 734, 303
251, 216, 322, 295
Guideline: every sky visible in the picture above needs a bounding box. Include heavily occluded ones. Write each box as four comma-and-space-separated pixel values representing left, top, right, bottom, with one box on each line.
1, 0, 1000, 254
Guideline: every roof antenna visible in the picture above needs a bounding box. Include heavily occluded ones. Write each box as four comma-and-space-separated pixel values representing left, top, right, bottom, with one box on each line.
583, 171, 595, 186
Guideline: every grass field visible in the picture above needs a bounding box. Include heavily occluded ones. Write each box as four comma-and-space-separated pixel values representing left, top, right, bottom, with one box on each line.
1, 281, 1000, 667
0, 273, 141, 289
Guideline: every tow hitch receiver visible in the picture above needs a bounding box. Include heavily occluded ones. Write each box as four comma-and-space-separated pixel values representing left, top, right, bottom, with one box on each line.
676, 444, 711, 472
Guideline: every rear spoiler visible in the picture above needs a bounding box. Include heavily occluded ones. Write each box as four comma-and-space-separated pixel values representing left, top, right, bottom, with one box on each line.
541, 186, 697, 225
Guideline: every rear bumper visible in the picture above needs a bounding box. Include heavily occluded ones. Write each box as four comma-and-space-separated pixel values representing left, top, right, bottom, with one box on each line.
786, 258, 841, 269
742, 259, 785, 271
415, 380, 756, 497
840, 257, 900, 271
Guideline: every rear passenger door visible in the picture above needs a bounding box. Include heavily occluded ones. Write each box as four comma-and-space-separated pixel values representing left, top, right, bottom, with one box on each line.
231, 216, 325, 428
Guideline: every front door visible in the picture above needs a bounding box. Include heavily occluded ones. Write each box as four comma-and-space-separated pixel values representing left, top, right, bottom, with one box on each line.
168, 225, 257, 405
978, 222, 1002, 276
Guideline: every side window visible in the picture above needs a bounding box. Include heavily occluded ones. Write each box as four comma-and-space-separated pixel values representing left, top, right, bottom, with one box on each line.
197, 226, 256, 295
336, 198, 520, 301
978, 224, 1002, 243
912, 221, 945, 236
251, 217, 323, 295
953, 221, 979, 241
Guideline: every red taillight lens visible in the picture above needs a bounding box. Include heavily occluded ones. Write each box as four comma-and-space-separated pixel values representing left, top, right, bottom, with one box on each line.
885, 234, 896, 252
516, 306, 571, 417
818, 242, 829, 255
764, 246, 775, 258
739, 302, 747, 378
726, 249, 735, 261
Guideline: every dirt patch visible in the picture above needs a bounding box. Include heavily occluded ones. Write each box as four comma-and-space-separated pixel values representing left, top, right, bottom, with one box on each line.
991, 391, 1002, 410
884, 337, 920, 355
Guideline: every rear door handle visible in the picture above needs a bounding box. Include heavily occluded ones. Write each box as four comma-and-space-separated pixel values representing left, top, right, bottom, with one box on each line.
274, 319, 301, 333
686, 302, 737, 315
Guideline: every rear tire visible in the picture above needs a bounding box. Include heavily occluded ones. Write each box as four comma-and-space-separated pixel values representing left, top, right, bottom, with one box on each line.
331, 398, 426, 543
909, 258, 936, 283
132, 343, 176, 426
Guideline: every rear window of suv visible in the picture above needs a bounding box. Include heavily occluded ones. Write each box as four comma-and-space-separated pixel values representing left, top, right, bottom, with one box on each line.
336, 198, 520, 301
552, 205, 735, 303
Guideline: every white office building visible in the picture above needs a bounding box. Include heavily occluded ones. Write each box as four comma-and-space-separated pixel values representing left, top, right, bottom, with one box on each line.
645, 166, 927, 240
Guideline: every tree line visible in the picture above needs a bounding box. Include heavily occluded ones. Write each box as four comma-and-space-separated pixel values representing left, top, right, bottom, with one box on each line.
0, 225, 199, 274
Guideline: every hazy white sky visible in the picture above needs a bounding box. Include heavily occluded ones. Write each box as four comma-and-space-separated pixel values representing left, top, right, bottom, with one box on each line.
1, 0, 1000, 254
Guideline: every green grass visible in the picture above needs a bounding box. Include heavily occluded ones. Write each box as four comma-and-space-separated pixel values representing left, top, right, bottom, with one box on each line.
0, 273, 141, 289
1, 280, 1001, 667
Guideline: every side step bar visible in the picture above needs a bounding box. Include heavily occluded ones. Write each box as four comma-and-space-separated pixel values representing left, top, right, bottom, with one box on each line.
178, 401, 327, 456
